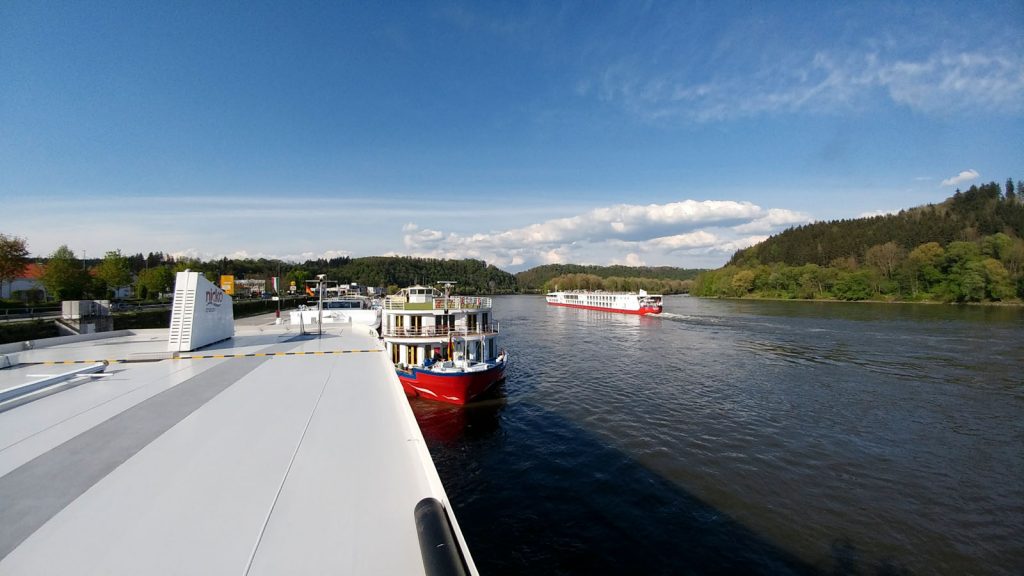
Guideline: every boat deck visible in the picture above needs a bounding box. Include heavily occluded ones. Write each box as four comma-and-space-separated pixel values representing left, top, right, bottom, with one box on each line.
0, 318, 474, 574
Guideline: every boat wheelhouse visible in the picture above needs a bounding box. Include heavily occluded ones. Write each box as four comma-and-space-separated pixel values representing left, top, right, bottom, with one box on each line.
382, 283, 506, 405
545, 289, 663, 315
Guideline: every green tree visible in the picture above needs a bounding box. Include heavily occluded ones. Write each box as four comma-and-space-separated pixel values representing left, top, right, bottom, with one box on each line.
981, 258, 1014, 300
1001, 238, 1024, 278
946, 261, 986, 302
41, 245, 90, 300
833, 271, 873, 300
865, 241, 906, 280
730, 269, 756, 296
284, 270, 310, 293
173, 258, 204, 274
905, 242, 945, 296
796, 264, 828, 299
942, 242, 984, 301
95, 250, 133, 298
0, 233, 30, 298
135, 266, 174, 300
981, 233, 1013, 260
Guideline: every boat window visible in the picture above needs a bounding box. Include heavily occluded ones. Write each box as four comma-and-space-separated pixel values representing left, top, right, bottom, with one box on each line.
326, 300, 362, 309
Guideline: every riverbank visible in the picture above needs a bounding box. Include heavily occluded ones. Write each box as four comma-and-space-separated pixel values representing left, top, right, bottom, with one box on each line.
699, 294, 1023, 306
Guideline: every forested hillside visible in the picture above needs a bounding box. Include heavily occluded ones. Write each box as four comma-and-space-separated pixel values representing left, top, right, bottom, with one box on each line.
251, 256, 517, 294
730, 181, 1024, 267
695, 180, 1024, 303
516, 264, 703, 293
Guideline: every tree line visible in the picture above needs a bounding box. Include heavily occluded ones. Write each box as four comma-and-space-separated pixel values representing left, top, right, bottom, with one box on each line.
542, 273, 694, 295
0, 242, 522, 301
516, 263, 703, 293
696, 180, 1024, 303
694, 234, 1023, 302
1, 236, 704, 303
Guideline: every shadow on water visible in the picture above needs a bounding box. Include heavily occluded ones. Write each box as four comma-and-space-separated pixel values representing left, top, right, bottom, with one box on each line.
829, 539, 913, 576
412, 398, 915, 576
411, 382, 508, 445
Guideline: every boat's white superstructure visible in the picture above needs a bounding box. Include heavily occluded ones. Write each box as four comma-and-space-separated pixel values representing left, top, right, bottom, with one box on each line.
382, 284, 506, 405
545, 289, 663, 315
289, 295, 381, 331
0, 272, 476, 575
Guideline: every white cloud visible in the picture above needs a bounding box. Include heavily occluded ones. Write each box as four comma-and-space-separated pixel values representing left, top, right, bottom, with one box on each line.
645, 231, 719, 251
612, 253, 646, 267
7, 190, 807, 271
712, 236, 772, 255
731, 208, 812, 233
597, 48, 1024, 122
941, 169, 979, 187
879, 53, 1024, 114
858, 209, 899, 218
400, 199, 810, 270
168, 248, 353, 263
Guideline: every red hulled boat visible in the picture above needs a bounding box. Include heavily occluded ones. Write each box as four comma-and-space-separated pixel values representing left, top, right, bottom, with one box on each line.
382, 283, 507, 405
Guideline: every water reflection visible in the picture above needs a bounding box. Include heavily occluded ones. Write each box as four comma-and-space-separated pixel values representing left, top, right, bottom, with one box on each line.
429, 401, 821, 575
416, 295, 1023, 574
410, 383, 506, 445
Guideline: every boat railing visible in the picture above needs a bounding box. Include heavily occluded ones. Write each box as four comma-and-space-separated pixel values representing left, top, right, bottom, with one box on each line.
383, 296, 492, 311
382, 323, 500, 338
383, 296, 410, 310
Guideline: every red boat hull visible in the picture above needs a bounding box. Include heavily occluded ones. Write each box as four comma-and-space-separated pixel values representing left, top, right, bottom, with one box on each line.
397, 362, 506, 406
546, 302, 662, 315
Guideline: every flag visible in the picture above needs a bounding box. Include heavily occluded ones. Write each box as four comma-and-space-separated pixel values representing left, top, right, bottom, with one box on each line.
272, 277, 280, 292
305, 285, 315, 297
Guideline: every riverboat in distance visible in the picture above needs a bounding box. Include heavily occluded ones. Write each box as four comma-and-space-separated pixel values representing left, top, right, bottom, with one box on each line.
382, 282, 506, 405
545, 289, 663, 315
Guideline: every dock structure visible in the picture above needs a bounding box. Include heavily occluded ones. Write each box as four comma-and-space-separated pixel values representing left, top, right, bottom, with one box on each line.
0, 272, 476, 575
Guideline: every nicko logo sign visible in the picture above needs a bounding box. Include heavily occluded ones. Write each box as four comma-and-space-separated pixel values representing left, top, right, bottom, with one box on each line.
206, 289, 224, 307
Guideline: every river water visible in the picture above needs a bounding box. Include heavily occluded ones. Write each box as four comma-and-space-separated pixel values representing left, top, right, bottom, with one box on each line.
410, 296, 1023, 575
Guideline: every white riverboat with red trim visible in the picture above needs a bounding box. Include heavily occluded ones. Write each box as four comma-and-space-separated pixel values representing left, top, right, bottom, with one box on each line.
545, 289, 663, 315
382, 283, 506, 406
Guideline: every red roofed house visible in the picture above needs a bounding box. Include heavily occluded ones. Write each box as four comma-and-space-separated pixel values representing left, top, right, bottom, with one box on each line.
1, 263, 48, 302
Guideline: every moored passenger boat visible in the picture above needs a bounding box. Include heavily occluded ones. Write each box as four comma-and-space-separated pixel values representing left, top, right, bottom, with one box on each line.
382, 283, 507, 405
289, 295, 381, 331
545, 289, 663, 315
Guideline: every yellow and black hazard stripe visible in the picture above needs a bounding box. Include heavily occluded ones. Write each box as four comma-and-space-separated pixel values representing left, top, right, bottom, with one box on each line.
178, 349, 382, 360
39, 359, 122, 365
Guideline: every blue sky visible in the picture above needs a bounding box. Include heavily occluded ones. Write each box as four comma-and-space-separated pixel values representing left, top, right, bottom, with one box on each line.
2, 1, 1022, 271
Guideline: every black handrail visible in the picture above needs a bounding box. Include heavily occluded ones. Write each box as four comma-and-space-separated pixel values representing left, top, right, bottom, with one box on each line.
414, 497, 468, 576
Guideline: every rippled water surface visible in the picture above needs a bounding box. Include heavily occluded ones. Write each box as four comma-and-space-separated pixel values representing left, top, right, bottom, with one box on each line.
410, 296, 1024, 575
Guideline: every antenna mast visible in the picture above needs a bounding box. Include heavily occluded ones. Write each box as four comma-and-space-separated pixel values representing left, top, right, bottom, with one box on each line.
437, 281, 456, 313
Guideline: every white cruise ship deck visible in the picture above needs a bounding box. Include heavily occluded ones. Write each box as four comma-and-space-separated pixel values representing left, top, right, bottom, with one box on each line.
0, 312, 476, 574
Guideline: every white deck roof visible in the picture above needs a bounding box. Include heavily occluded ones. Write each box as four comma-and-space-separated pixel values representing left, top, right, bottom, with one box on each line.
0, 317, 475, 575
